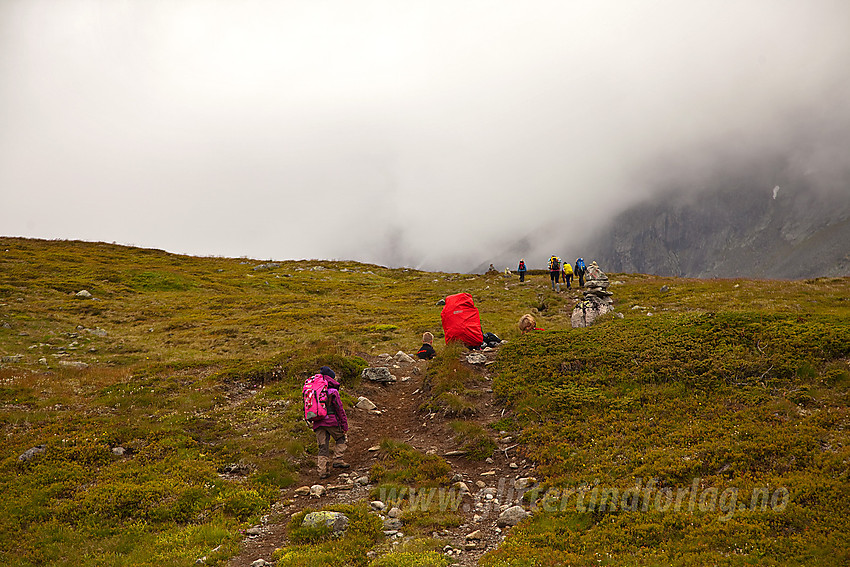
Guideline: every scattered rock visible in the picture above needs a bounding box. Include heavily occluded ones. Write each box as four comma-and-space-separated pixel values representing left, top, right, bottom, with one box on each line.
58, 360, 89, 369
74, 290, 93, 299
497, 505, 530, 527
250, 559, 271, 567
362, 367, 397, 383
480, 470, 496, 476
368, 445, 381, 452
466, 530, 482, 540
394, 351, 415, 364
356, 476, 370, 485
18, 445, 46, 462
660, 285, 670, 293
436, 299, 446, 306
515, 477, 537, 490
454, 481, 470, 494
302, 511, 349, 534
383, 518, 403, 531
370, 501, 386, 511
387, 507, 402, 518
309, 484, 326, 498
466, 352, 487, 365
246, 526, 263, 536
111, 446, 126, 456
355, 396, 377, 410
1, 355, 24, 363
509, 462, 519, 469
293, 486, 311, 496
476, 480, 487, 489
252, 262, 281, 271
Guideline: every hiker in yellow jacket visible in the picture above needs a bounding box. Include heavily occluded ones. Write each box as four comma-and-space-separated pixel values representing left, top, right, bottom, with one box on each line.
562, 261, 573, 290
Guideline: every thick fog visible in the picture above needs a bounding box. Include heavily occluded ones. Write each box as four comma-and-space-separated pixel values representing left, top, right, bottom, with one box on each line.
2, 1, 849, 272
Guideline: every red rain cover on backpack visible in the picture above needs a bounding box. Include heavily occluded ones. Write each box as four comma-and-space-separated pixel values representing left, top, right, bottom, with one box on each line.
441, 293, 484, 347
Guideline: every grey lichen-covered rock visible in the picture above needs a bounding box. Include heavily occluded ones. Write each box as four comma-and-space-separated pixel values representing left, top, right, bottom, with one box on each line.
75, 290, 93, 299
252, 262, 281, 271
571, 295, 615, 328
309, 484, 327, 498
362, 367, 397, 383
1, 354, 24, 363
383, 517, 402, 530
302, 511, 349, 534
497, 505, 530, 527
19, 445, 46, 462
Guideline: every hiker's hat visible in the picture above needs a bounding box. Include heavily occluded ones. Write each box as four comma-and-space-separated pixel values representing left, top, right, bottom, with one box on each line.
320, 366, 335, 378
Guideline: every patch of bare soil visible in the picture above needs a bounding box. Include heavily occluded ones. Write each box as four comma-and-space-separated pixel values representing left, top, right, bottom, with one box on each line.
227, 345, 533, 567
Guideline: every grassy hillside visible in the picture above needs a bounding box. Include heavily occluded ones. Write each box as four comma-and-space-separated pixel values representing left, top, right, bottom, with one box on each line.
1, 237, 848, 566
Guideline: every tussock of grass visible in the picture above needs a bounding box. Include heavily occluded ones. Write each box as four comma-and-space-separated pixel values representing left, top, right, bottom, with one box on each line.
370, 440, 453, 488
278, 503, 384, 566
450, 420, 497, 460
419, 341, 482, 417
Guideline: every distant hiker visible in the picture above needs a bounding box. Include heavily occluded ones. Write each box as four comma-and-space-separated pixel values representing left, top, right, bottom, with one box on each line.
487, 263, 498, 274
309, 366, 349, 479
562, 261, 573, 290
416, 332, 436, 360
517, 259, 527, 282
548, 255, 561, 292
518, 313, 544, 333
575, 257, 587, 287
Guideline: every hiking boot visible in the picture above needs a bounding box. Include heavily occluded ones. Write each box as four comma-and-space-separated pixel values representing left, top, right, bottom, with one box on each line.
332, 461, 350, 469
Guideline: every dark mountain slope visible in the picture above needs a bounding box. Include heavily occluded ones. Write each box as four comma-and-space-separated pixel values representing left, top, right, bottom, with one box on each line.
589, 174, 850, 279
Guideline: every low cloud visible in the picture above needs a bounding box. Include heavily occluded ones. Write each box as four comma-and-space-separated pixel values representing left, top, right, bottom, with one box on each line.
2, 1, 849, 272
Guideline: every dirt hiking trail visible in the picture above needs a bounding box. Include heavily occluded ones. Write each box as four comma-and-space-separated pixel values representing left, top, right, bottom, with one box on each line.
226, 344, 537, 567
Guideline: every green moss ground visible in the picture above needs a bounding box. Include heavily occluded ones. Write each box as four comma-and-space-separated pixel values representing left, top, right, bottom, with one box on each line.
1, 237, 848, 566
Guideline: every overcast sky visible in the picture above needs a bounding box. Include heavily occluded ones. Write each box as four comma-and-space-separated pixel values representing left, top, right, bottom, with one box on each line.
2, 1, 849, 271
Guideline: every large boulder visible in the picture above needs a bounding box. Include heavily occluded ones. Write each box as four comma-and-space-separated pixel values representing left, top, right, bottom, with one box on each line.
571, 295, 614, 328
302, 511, 349, 534
497, 505, 530, 527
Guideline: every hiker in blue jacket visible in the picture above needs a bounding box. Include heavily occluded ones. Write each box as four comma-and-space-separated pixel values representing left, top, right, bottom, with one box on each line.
517, 259, 527, 282
575, 257, 587, 287
311, 366, 349, 478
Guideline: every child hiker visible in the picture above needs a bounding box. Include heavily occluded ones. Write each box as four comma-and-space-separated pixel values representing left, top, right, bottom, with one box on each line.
311, 366, 349, 479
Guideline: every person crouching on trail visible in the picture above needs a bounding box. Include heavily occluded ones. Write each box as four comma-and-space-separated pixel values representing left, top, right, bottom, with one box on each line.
312, 366, 349, 479
417, 331, 436, 360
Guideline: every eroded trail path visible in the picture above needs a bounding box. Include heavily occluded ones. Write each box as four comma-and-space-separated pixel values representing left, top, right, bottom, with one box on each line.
227, 346, 534, 567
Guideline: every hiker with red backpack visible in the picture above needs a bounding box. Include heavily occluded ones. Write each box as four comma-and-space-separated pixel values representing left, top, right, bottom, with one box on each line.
517, 259, 527, 282
303, 366, 349, 479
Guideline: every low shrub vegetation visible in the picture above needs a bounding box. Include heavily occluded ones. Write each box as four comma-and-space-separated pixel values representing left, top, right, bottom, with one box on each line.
1, 238, 848, 565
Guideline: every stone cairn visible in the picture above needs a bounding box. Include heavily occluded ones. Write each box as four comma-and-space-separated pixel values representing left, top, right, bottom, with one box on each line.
570, 261, 615, 328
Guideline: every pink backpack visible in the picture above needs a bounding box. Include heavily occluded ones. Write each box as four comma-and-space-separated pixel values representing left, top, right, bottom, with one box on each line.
302, 374, 329, 422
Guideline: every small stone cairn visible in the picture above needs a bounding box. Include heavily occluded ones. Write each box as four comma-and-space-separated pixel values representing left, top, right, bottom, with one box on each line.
571, 261, 615, 328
